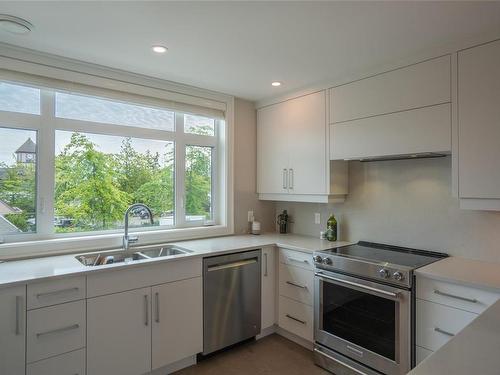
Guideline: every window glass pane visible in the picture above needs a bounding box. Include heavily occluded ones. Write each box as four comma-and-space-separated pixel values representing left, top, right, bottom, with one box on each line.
55, 93, 175, 131
185, 145, 212, 221
184, 114, 215, 136
0, 127, 37, 235
55, 131, 174, 233
0, 82, 40, 115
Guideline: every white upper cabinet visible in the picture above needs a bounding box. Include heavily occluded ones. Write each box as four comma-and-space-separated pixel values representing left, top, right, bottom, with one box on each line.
329, 56, 452, 160
330, 55, 451, 124
457, 39, 500, 209
257, 90, 348, 203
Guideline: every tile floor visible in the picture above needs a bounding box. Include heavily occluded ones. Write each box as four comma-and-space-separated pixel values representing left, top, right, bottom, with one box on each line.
174, 334, 330, 375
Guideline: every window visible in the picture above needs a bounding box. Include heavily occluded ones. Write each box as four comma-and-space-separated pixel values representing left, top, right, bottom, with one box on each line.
184, 114, 215, 136
0, 82, 40, 115
0, 79, 226, 244
185, 145, 213, 222
55, 131, 174, 233
0, 127, 37, 235
55, 92, 175, 131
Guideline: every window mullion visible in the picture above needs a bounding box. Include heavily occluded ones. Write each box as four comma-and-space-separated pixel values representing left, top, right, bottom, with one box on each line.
36, 89, 55, 236
174, 113, 186, 228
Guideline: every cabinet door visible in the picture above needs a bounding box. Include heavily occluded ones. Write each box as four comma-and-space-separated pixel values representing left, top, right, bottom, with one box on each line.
261, 247, 276, 330
288, 91, 327, 194
0, 285, 25, 375
87, 288, 151, 375
458, 40, 500, 199
151, 277, 202, 370
257, 101, 290, 194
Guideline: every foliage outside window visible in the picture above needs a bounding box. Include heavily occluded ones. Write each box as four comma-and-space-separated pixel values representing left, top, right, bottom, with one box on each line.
0, 81, 222, 241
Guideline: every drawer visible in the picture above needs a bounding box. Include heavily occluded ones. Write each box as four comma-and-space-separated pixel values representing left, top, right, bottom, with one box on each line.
27, 276, 86, 309
27, 300, 86, 363
278, 295, 313, 342
87, 257, 202, 297
278, 263, 314, 305
27, 348, 85, 375
416, 299, 477, 352
416, 276, 499, 314
279, 248, 313, 271
416, 346, 433, 365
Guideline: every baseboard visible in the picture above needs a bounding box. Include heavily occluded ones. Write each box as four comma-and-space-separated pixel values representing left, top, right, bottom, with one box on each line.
276, 327, 314, 351
150, 355, 197, 375
257, 324, 277, 340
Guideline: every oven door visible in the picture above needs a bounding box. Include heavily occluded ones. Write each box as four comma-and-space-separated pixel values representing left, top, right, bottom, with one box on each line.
314, 270, 411, 375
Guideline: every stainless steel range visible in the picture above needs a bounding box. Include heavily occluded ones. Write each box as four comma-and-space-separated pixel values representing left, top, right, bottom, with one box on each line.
313, 241, 447, 375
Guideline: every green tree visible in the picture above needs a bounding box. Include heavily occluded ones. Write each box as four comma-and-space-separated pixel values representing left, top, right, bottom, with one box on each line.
55, 133, 130, 231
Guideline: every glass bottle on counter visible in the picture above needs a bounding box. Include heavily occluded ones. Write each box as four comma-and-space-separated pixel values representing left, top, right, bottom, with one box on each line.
326, 213, 337, 241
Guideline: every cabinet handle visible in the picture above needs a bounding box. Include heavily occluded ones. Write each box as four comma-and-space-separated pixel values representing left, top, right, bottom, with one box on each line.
286, 281, 307, 289
15, 296, 22, 335
288, 257, 308, 265
36, 287, 79, 299
285, 314, 306, 325
155, 292, 160, 323
434, 289, 478, 303
36, 324, 79, 338
289, 168, 294, 189
434, 327, 455, 337
144, 294, 149, 326
283, 169, 288, 189
264, 253, 268, 277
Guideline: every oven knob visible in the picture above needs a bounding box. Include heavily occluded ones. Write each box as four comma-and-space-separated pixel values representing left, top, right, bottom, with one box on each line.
313, 255, 323, 264
322, 257, 333, 265
393, 271, 404, 281
379, 269, 390, 278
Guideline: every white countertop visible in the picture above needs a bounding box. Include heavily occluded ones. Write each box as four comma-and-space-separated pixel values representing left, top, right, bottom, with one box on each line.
0, 233, 351, 288
409, 298, 500, 375
416, 256, 500, 292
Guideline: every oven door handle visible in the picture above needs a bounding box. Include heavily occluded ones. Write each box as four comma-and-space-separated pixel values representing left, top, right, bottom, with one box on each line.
315, 272, 400, 300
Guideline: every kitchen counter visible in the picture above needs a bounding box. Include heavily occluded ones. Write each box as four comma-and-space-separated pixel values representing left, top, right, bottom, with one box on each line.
416, 256, 500, 292
0, 233, 351, 288
409, 298, 500, 375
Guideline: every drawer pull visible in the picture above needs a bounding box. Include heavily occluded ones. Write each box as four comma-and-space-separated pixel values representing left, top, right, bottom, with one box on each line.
288, 257, 309, 265
434, 327, 455, 337
36, 323, 80, 338
434, 289, 478, 304
314, 348, 367, 375
285, 314, 306, 325
36, 287, 79, 299
286, 281, 307, 289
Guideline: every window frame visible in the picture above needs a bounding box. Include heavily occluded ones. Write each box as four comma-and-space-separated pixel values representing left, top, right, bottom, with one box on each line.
0, 80, 230, 252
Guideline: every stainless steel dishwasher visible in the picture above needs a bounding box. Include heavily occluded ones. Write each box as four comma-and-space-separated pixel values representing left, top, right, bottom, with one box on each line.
203, 249, 261, 355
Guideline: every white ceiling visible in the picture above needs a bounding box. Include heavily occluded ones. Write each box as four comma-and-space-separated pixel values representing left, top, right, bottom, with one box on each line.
1, 1, 500, 101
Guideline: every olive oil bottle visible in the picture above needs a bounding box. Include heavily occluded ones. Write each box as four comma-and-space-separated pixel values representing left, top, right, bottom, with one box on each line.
326, 214, 337, 242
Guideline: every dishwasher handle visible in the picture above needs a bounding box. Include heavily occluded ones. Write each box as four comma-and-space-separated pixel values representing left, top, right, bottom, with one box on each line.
207, 258, 258, 272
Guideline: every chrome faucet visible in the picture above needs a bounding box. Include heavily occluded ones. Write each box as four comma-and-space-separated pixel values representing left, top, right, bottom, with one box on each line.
123, 203, 154, 251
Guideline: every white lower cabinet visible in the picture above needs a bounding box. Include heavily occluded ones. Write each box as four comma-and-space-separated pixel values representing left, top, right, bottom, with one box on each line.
415, 346, 433, 365
278, 295, 313, 342
87, 287, 152, 375
151, 277, 203, 370
261, 246, 276, 330
27, 348, 85, 375
0, 285, 26, 375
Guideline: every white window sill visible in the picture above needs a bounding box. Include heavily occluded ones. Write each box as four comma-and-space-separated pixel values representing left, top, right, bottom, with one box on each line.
0, 225, 233, 260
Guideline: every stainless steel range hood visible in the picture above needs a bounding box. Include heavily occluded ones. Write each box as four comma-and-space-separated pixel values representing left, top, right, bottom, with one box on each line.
350, 152, 447, 162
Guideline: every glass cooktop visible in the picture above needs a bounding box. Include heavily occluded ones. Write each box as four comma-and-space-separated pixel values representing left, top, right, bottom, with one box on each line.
319, 241, 447, 269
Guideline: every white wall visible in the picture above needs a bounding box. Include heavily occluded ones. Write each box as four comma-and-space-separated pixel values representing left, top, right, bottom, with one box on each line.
276, 156, 500, 262
234, 98, 275, 234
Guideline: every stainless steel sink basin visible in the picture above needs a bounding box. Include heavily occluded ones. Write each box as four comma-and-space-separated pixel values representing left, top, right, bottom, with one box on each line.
76, 245, 191, 267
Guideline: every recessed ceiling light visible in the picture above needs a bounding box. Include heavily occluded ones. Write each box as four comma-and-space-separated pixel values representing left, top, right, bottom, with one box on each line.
0, 14, 33, 35
152, 45, 168, 54
271, 81, 282, 87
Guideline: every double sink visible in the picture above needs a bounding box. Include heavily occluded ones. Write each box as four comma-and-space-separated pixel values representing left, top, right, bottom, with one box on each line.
76, 244, 192, 267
